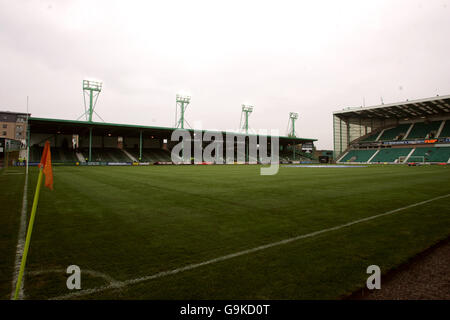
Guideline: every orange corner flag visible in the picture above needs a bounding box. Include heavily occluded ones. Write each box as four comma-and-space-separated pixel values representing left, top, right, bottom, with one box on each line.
39, 141, 53, 190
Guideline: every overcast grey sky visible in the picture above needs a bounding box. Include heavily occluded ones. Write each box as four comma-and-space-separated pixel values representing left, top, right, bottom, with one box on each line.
1, 0, 449, 149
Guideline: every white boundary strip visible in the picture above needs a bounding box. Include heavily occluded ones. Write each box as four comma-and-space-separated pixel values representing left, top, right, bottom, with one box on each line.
29, 269, 119, 286
436, 120, 445, 138
403, 123, 414, 140
51, 193, 450, 300
375, 129, 385, 142
403, 148, 416, 163
367, 149, 379, 163
122, 149, 137, 162
336, 151, 349, 163
10, 170, 29, 300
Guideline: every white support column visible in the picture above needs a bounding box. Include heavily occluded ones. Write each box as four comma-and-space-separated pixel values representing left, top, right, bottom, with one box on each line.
75, 152, 86, 163
403, 123, 414, 140
403, 148, 416, 163
336, 151, 349, 163
122, 149, 137, 162
367, 149, 380, 163
436, 120, 446, 138
375, 129, 385, 142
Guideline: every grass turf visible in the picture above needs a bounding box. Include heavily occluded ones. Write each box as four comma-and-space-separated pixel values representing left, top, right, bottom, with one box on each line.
1, 164, 449, 299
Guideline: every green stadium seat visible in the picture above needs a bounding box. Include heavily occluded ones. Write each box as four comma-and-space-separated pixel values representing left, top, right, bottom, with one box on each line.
410, 147, 450, 162
378, 124, 411, 141
29, 146, 78, 163
126, 148, 172, 162
80, 148, 132, 162
339, 149, 376, 163
407, 121, 441, 139
360, 131, 380, 142
370, 148, 412, 163
439, 121, 450, 138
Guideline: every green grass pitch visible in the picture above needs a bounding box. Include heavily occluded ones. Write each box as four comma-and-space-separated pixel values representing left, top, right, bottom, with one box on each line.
1, 164, 450, 299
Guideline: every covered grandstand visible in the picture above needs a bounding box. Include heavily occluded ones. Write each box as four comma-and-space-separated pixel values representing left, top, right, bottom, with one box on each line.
333, 94, 450, 164
26, 117, 317, 165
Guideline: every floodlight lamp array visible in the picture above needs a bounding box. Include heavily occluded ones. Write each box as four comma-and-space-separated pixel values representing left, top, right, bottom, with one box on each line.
289, 112, 299, 119
241, 105, 254, 113
83, 80, 103, 92
176, 94, 191, 103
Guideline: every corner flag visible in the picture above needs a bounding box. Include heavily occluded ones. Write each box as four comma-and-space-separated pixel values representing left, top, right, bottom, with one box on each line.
40, 141, 53, 190
13, 141, 53, 300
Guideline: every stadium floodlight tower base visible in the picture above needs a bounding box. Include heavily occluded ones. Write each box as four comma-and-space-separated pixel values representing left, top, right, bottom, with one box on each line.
175, 94, 191, 129
78, 80, 104, 123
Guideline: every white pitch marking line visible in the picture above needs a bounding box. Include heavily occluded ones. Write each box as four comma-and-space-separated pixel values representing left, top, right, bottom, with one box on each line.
10, 170, 29, 300
29, 269, 120, 286
51, 193, 450, 300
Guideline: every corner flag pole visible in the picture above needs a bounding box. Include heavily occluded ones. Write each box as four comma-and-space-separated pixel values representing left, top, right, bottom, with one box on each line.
13, 168, 43, 300
13, 140, 52, 300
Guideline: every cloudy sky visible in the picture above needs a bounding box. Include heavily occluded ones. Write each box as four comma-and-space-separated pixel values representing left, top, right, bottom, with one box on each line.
1, 0, 449, 149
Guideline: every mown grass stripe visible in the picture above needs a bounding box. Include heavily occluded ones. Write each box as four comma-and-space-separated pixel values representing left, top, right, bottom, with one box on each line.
10, 171, 28, 300
50, 192, 450, 300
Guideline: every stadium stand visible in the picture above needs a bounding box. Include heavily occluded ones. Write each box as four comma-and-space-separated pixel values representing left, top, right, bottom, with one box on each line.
409, 147, 433, 161
25, 118, 317, 165
370, 148, 412, 163
407, 121, 441, 139
126, 148, 171, 163
339, 149, 376, 163
30, 145, 173, 163
80, 148, 131, 162
439, 121, 450, 137
410, 147, 450, 163
295, 150, 314, 160
279, 148, 314, 162
29, 146, 78, 163
334, 95, 450, 163
360, 131, 380, 142
378, 124, 411, 141
29, 146, 43, 162
52, 148, 79, 162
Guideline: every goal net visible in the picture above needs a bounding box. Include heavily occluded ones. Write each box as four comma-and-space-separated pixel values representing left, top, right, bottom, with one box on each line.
398, 156, 425, 163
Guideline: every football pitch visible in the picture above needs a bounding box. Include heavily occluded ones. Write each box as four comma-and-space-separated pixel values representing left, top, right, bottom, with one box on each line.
1, 164, 450, 300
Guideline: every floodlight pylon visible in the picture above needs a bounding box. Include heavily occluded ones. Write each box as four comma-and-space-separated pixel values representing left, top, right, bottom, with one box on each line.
175, 94, 191, 129
287, 112, 299, 137
240, 104, 254, 134
78, 80, 104, 122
